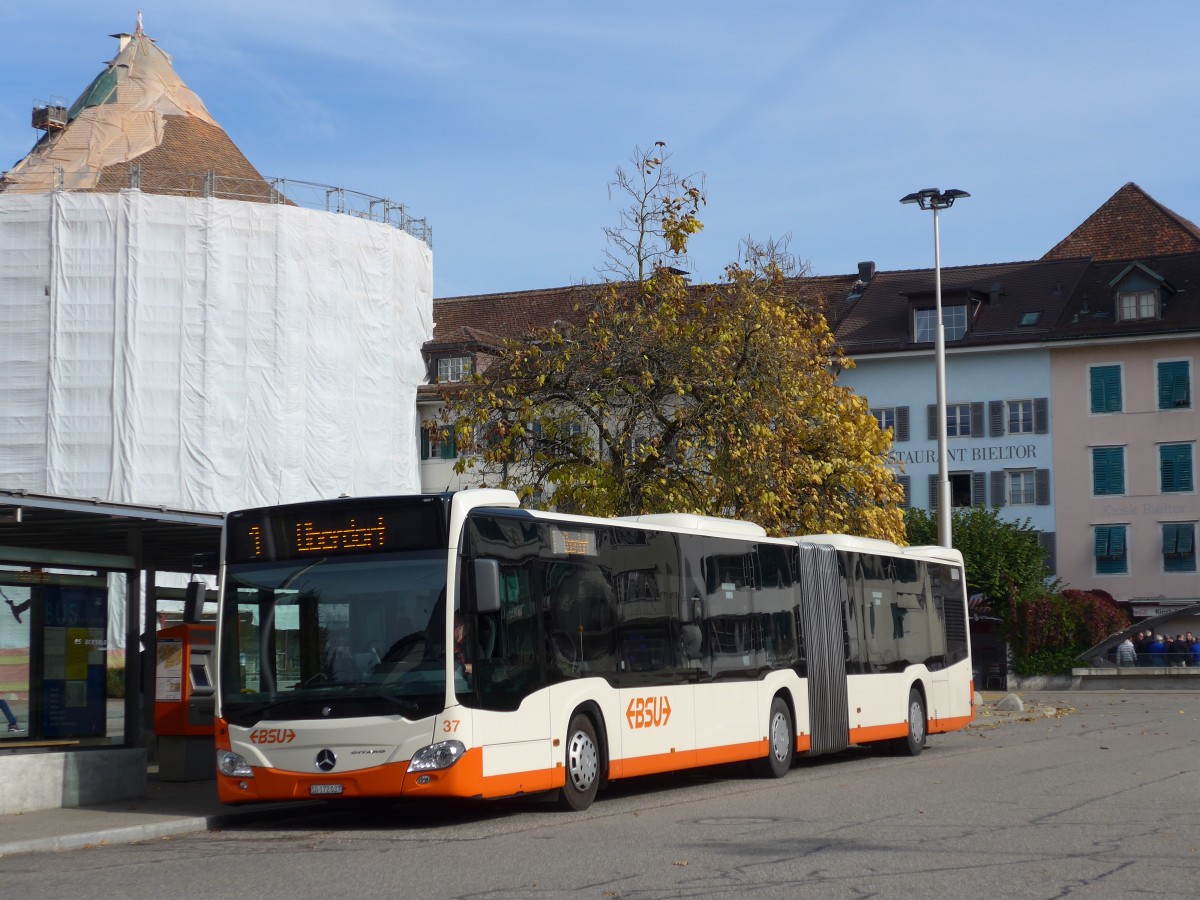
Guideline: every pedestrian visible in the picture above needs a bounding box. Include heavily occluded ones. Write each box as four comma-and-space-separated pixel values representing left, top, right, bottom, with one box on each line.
1134, 630, 1153, 666
0, 698, 19, 733
1149, 634, 1167, 667
1116, 636, 1137, 667
1193, 639, 1200, 668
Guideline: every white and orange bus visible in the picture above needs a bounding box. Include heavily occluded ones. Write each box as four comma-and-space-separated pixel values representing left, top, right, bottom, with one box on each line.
214, 489, 973, 810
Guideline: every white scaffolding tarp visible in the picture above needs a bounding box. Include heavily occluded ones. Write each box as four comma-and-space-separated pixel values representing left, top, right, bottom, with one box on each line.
0, 190, 433, 643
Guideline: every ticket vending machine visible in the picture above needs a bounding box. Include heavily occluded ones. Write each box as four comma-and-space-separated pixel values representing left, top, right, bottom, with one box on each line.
154, 618, 216, 781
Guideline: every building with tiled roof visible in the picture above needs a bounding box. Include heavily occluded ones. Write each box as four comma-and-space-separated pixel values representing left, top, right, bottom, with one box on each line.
424, 184, 1199, 624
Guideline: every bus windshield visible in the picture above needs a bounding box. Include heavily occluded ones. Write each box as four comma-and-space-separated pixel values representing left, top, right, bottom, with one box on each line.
218, 551, 450, 726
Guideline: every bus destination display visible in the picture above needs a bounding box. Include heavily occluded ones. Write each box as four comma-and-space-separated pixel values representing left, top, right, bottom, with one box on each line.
226, 499, 446, 563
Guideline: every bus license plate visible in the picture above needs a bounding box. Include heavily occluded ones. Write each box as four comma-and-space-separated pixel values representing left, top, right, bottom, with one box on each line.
310, 784, 343, 795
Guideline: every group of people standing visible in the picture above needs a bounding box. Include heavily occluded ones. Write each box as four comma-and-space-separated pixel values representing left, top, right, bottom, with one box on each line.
1116, 631, 1200, 667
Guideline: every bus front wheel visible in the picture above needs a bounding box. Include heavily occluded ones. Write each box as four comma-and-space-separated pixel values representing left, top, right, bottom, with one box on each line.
754, 695, 794, 778
897, 688, 927, 757
559, 713, 601, 811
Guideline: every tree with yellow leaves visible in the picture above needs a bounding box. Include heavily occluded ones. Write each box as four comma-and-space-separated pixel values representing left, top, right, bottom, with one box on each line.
440, 144, 904, 540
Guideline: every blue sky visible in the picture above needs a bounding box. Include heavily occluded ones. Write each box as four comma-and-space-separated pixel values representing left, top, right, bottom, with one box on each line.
4, 2, 1200, 299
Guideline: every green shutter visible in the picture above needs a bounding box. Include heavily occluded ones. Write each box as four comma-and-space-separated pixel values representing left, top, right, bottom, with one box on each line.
1093, 447, 1124, 495
1157, 361, 1191, 410
1095, 525, 1128, 575
1090, 365, 1122, 414
1160, 444, 1194, 493
1163, 523, 1197, 573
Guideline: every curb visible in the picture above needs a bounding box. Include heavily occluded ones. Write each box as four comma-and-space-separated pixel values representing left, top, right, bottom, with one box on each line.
0, 802, 324, 857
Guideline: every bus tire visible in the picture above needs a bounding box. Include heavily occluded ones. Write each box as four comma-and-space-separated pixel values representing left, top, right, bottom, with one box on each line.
559, 713, 601, 811
898, 687, 927, 757
754, 695, 794, 778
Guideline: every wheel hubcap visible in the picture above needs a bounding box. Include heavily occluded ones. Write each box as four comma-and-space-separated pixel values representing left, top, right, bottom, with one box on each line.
910, 701, 925, 742
567, 730, 598, 791
770, 711, 790, 760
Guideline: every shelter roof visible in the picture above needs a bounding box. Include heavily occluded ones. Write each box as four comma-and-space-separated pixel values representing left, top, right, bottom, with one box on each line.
0, 490, 222, 574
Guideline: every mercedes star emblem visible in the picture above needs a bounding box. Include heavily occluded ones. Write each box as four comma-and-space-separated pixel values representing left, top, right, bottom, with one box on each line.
315, 748, 337, 772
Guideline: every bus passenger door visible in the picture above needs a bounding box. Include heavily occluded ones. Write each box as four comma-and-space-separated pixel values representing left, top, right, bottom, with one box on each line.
471, 560, 554, 794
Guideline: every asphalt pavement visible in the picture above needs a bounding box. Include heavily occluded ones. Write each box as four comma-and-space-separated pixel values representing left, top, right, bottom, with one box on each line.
0, 692, 1034, 857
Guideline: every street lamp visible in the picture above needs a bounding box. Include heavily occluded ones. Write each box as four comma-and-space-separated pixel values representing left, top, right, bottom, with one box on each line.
900, 187, 969, 549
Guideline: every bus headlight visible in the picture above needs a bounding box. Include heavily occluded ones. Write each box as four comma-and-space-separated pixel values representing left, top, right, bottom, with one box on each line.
217, 750, 253, 777
408, 740, 466, 772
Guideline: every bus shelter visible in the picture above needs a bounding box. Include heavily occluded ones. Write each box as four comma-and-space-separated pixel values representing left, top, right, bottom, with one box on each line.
0, 489, 221, 813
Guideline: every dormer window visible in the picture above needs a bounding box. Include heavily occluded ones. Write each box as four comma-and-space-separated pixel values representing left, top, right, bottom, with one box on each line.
1117, 290, 1157, 321
913, 304, 967, 342
437, 355, 471, 383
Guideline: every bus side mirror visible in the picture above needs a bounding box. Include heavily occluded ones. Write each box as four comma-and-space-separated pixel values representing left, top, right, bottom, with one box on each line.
183, 581, 205, 624
473, 559, 501, 614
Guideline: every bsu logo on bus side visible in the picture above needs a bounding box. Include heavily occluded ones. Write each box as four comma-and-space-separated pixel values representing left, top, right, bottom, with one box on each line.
626, 695, 672, 729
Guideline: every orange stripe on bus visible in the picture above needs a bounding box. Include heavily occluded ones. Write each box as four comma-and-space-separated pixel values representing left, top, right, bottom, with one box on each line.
850, 722, 909, 743
929, 713, 974, 734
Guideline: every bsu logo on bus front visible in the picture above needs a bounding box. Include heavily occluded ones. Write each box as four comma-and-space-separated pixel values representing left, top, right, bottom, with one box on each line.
626, 695, 672, 729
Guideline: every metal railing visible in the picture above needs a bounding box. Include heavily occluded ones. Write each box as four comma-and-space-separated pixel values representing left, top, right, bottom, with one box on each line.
46, 163, 432, 247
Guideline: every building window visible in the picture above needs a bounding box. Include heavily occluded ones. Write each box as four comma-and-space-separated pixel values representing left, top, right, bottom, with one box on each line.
1163, 523, 1197, 573
1094, 525, 1128, 575
913, 304, 967, 343
1089, 365, 1122, 414
871, 406, 909, 442
1160, 443, 1194, 493
437, 356, 471, 383
1092, 447, 1125, 496
1117, 290, 1157, 321
1007, 399, 1034, 434
1009, 470, 1036, 505
947, 403, 972, 437
421, 422, 458, 460
1157, 360, 1191, 410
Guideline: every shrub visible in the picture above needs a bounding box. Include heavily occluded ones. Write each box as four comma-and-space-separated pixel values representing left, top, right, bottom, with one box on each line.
106, 666, 126, 699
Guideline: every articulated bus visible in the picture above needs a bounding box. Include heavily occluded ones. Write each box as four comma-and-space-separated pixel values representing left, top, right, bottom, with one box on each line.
214, 489, 973, 810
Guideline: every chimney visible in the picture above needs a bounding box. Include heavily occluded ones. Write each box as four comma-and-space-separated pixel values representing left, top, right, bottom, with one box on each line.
857, 261, 876, 283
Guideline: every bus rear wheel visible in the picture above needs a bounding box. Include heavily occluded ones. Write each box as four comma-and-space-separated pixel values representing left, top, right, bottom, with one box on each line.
897, 688, 927, 757
559, 713, 601, 811
753, 696, 794, 778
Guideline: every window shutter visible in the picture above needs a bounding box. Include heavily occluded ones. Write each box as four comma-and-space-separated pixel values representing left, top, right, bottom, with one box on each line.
1161, 444, 1194, 492
895, 407, 910, 442
970, 402, 985, 439
420, 426, 430, 460
989, 401, 1005, 437
971, 471, 986, 506
990, 471, 1006, 507
928, 474, 939, 511
1034, 397, 1049, 434
1093, 447, 1124, 495
1035, 469, 1050, 505
927, 404, 937, 441
441, 426, 457, 460
1037, 531, 1057, 577
1090, 366, 1122, 413
1158, 361, 1191, 410
898, 475, 911, 509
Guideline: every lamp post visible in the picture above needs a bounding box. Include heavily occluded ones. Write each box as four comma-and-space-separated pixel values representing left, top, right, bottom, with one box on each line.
899, 187, 969, 549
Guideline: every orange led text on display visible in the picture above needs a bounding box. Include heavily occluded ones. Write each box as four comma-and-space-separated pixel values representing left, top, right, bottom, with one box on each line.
295, 517, 387, 553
